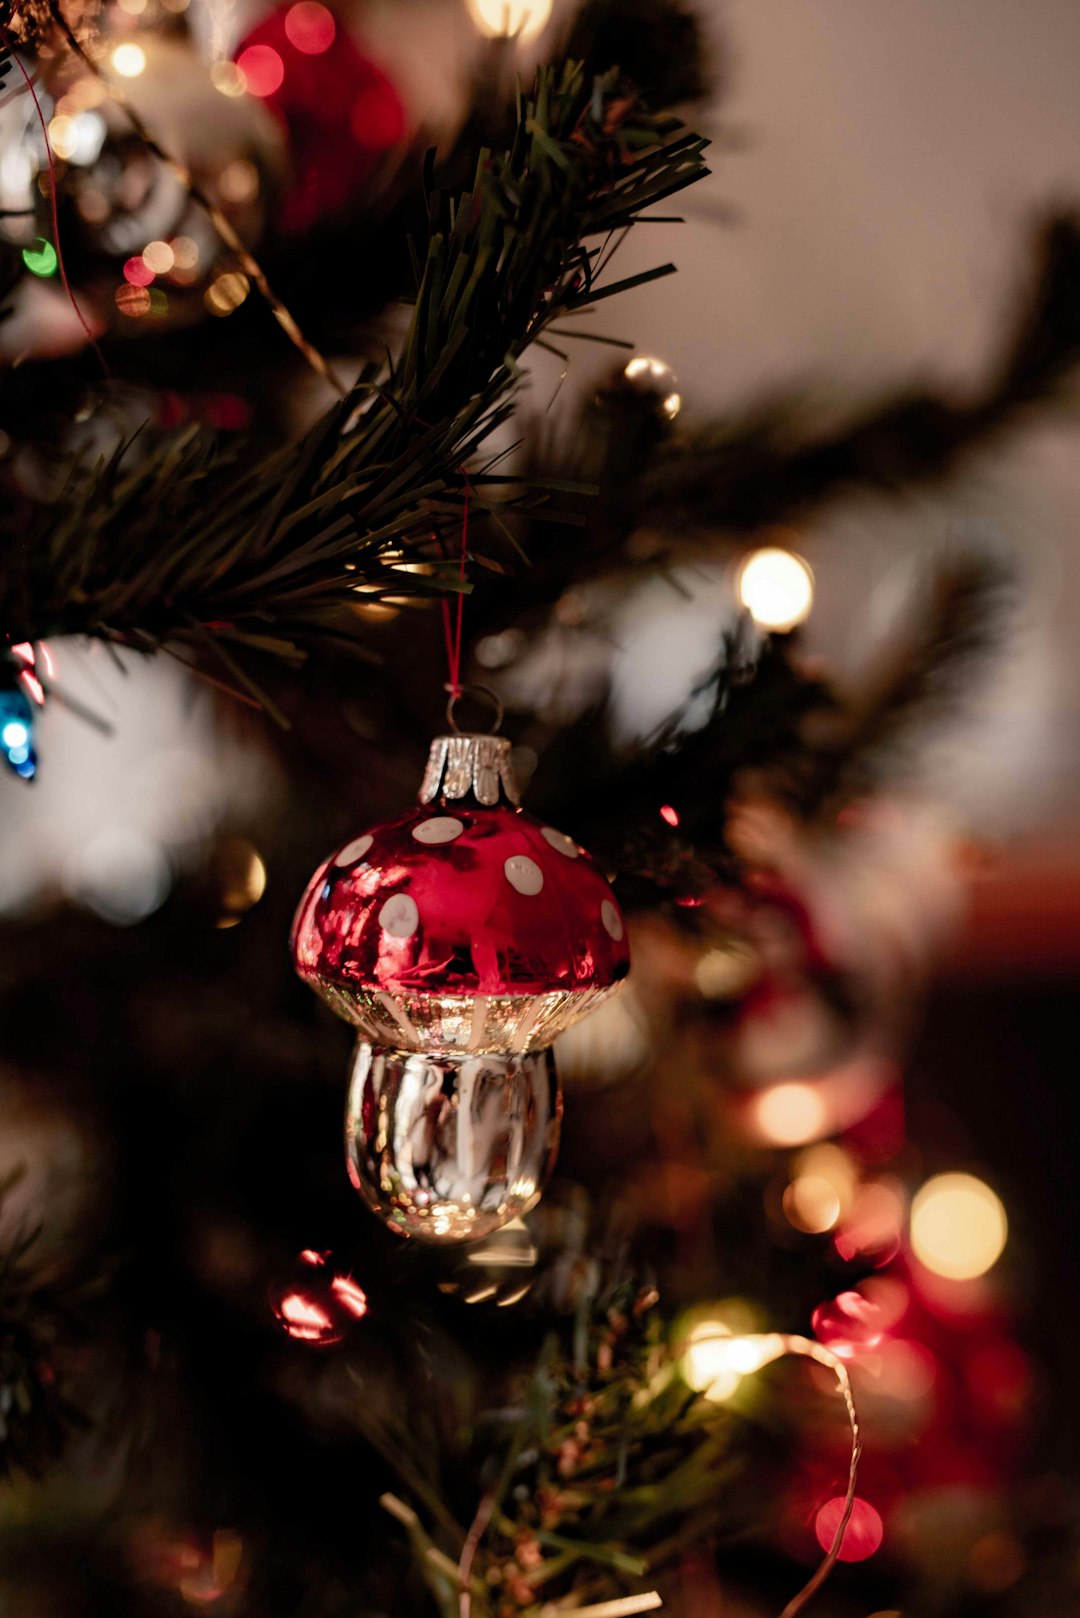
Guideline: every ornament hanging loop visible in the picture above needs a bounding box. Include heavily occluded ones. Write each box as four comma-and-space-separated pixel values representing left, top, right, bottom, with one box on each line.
445, 683, 504, 737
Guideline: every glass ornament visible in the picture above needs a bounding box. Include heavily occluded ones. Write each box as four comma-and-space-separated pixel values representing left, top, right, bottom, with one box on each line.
346, 1042, 558, 1241
291, 730, 630, 1242
437, 1214, 539, 1307
269, 1248, 368, 1344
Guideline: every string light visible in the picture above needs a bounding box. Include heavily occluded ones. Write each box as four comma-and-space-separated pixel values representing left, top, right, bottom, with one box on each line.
116, 284, 151, 317
784, 1174, 841, 1234
814, 1496, 882, 1562
47, 114, 77, 158
204, 273, 251, 317
123, 255, 154, 287
284, 1, 336, 53
753, 1081, 828, 1147
736, 546, 815, 632
679, 1331, 863, 1618
110, 42, 147, 78
235, 44, 285, 97
683, 1325, 740, 1401
21, 238, 57, 277
465, 0, 553, 41
47, 108, 107, 165
910, 1172, 1007, 1281
142, 240, 175, 275
623, 354, 681, 419
783, 1143, 857, 1234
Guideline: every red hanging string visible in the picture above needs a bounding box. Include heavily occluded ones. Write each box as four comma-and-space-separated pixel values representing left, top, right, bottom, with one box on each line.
440, 474, 469, 699
0, 30, 107, 372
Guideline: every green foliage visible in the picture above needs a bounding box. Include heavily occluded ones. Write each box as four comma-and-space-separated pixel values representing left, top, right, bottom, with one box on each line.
376, 1282, 745, 1618
0, 65, 708, 711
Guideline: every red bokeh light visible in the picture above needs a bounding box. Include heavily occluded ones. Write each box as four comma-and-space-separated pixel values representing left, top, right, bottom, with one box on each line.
814, 1496, 884, 1562
123, 256, 154, 287
284, 1, 336, 54
811, 1290, 884, 1358
237, 44, 285, 97
660, 804, 680, 828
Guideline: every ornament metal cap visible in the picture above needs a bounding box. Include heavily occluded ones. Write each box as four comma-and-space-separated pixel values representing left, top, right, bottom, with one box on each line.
420, 684, 519, 806
419, 732, 519, 807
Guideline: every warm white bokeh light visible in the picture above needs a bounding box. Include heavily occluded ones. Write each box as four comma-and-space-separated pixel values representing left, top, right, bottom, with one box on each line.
736, 546, 815, 631
142, 240, 175, 275
623, 355, 681, 419
683, 1322, 784, 1402
784, 1143, 858, 1232
910, 1172, 1008, 1281
753, 1081, 828, 1146
784, 1173, 841, 1233
465, 0, 552, 41
110, 42, 147, 77
684, 1326, 741, 1402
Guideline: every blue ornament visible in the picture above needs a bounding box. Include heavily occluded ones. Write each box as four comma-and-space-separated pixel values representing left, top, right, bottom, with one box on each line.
0, 688, 37, 780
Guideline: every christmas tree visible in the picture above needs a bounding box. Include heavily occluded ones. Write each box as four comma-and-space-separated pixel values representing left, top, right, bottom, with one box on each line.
2, 3, 1078, 1615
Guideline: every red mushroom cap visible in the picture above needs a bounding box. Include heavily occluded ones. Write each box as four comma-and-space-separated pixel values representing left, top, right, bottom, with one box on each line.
291, 801, 630, 1005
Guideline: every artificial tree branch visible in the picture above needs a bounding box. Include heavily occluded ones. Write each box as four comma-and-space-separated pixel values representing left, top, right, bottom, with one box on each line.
0, 64, 708, 699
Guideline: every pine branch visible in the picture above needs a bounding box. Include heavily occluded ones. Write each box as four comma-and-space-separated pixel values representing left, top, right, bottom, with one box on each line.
636, 213, 1080, 535
518, 552, 1006, 913
389, 1281, 748, 1618
519, 625, 834, 911
789, 550, 1011, 816
483, 211, 1080, 639
0, 67, 709, 696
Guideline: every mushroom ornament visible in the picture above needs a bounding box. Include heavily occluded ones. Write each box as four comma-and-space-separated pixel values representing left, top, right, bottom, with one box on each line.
291, 730, 630, 1243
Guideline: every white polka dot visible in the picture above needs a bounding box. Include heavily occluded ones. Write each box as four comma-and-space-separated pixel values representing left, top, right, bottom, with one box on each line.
541, 826, 579, 859
600, 899, 624, 941
336, 833, 373, 866
379, 894, 419, 939
412, 816, 464, 845
504, 855, 544, 896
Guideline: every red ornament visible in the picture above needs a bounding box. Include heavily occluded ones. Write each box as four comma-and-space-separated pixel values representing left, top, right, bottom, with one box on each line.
233, 4, 407, 235
291, 731, 630, 1242
270, 1248, 368, 1344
